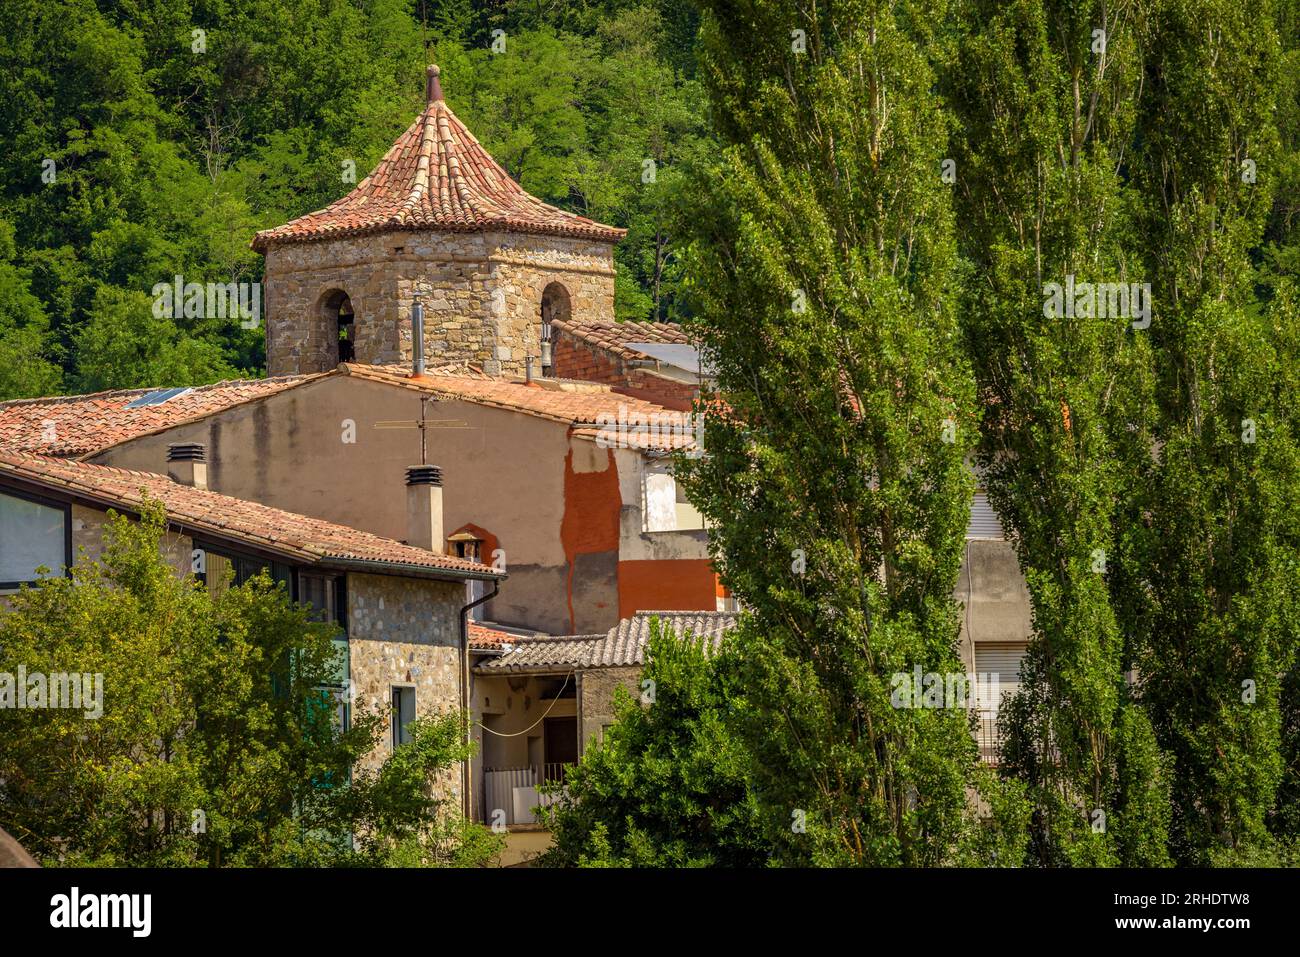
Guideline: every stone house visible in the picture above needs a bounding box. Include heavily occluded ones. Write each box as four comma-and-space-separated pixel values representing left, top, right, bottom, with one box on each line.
0, 448, 504, 809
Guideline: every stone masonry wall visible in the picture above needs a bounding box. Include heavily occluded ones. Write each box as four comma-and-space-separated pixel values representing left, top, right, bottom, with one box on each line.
346, 573, 465, 801
578, 665, 642, 754
263, 230, 616, 378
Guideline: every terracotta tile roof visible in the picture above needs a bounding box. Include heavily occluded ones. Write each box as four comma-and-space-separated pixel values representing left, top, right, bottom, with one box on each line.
472, 634, 606, 673
252, 65, 625, 253
551, 319, 692, 363
475, 611, 738, 673
467, 621, 549, 651
342, 363, 693, 430
0, 452, 502, 580
0, 375, 323, 457
0, 364, 697, 459
567, 425, 698, 452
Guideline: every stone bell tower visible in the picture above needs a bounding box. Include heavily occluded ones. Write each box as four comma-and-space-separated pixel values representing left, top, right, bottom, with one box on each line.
252, 65, 623, 378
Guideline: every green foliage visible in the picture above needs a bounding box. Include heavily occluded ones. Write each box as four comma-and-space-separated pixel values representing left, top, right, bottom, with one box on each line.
540, 621, 765, 867
0, 503, 498, 867
0, 0, 714, 399
947, 0, 1168, 865
674, 0, 992, 866
0, 218, 60, 398
1118, 0, 1300, 864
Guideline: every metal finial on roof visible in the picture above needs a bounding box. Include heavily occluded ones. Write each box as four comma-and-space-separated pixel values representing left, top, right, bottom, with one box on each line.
426, 64, 443, 104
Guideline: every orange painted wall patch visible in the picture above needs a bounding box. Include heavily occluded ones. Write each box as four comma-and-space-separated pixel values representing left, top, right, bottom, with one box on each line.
617, 559, 718, 619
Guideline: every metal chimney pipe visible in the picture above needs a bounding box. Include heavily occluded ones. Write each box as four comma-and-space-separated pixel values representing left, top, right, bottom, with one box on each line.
412, 298, 425, 377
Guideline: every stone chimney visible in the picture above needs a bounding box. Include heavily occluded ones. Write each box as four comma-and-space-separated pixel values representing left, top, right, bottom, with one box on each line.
405, 465, 444, 551
167, 443, 208, 490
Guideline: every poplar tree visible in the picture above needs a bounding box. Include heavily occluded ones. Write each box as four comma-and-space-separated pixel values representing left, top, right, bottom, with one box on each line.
947, 0, 1171, 865
677, 0, 1008, 865
1121, 0, 1300, 862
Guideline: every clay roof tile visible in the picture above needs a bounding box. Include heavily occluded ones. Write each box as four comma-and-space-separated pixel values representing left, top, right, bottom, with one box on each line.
0, 451, 501, 580
252, 66, 625, 252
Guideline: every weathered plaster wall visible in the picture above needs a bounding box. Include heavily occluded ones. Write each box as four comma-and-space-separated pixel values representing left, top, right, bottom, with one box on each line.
559, 441, 622, 634
263, 230, 616, 378
616, 559, 719, 620
609, 446, 717, 617
90, 375, 578, 632
954, 539, 1034, 671
613, 447, 710, 561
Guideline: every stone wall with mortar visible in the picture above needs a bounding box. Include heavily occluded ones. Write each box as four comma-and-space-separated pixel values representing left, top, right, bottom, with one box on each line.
346, 572, 466, 802
263, 229, 616, 378
577, 665, 642, 753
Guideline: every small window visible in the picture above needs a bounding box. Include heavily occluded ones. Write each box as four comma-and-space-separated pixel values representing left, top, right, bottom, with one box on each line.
391, 686, 416, 747
451, 539, 482, 563
973, 642, 1028, 707
0, 490, 69, 588
449, 534, 488, 619
300, 573, 343, 624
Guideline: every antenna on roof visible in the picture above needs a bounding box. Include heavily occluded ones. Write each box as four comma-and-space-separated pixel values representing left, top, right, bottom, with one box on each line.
375, 395, 472, 465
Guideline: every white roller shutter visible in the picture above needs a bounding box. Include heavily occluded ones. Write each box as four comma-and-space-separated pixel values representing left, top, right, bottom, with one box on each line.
973, 642, 1028, 708
966, 491, 1005, 540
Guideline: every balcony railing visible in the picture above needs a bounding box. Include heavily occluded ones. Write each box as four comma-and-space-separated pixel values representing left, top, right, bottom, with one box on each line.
481, 764, 575, 826
539, 762, 571, 787
973, 709, 1001, 765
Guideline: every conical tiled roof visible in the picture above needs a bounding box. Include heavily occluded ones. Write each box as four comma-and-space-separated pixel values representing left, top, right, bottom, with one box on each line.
252, 65, 625, 252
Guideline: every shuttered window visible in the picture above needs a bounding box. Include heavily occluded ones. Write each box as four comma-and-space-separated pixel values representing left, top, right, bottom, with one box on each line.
974, 641, 1028, 764
973, 642, 1028, 709
966, 491, 1005, 540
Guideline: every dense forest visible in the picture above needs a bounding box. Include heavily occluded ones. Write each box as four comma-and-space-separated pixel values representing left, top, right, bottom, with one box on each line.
0, 0, 712, 398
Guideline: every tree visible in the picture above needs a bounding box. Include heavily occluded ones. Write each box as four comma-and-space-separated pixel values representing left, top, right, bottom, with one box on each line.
0, 218, 61, 399
540, 622, 766, 867
1120, 0, 1300, 863
0, 503, 500, 867
945, 0, 1172, 867
676, 0, 1004, 865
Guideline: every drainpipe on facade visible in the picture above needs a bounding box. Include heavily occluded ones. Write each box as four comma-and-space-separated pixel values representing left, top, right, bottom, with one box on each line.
458, 581, 500, 822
